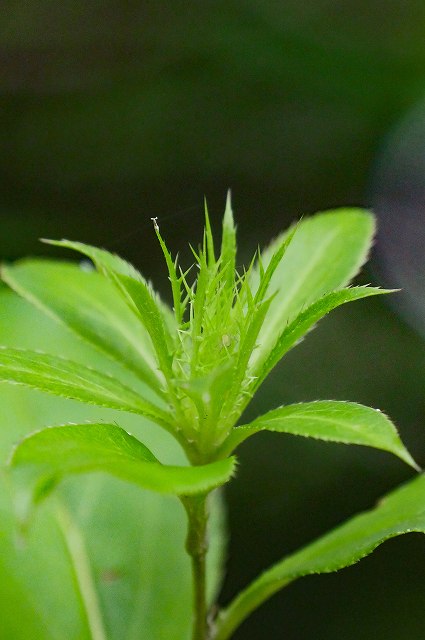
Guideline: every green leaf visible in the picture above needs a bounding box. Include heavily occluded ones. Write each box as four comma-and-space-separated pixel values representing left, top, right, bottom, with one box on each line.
9, 422, 236, 496
214, 473, 425, 640
43, 240, 176, 383
1, 260, 163, 394
250, 208, 375, 371
251, 286, 392, 390
220, 401, 418, 469
0, 347, 172, 430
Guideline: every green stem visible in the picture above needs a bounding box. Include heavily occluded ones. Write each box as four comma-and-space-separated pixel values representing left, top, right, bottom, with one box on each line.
183, 494, 210, 640
56, 502, 108, 640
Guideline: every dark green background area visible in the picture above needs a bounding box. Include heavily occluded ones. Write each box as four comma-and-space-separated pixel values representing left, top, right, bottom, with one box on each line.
1, 3, 425, 638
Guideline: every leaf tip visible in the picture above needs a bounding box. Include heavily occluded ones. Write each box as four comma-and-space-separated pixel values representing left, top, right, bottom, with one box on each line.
223, 190, 234, 227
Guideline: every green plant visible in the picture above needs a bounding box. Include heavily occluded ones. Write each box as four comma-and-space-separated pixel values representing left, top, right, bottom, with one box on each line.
1, 197, 425, 640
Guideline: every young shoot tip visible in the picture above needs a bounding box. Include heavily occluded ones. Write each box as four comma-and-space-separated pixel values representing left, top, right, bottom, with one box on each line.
226, 188, 232, 209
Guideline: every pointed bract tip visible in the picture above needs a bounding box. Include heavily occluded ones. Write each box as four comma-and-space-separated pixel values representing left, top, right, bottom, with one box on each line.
226, 189, 232, 207
204, 198, 210, 222
223, 190, 234, 227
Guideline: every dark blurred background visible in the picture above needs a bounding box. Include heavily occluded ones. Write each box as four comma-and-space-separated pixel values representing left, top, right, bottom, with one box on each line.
2, 2, 425, 638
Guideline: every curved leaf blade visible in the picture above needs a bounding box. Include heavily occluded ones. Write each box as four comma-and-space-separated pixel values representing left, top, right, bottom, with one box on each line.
1, 260, 163, 394
0, 347, 172, 430
215, 473, 425, 640
250, 208, 375, 370
251, 286, 393, 389
9, 422, 236, 496
221, 401, 418, 470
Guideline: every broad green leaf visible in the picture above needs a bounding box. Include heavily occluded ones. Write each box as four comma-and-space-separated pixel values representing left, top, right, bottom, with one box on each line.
44, 240, 176, 382
250, 286, 392, 389
0, 347, 172, 431
214, 473, 425, 640
0, 288, 227, 640
250, 209, 375, 370
1, 259, 163, 394
9, 423, 236, 496
220, 401, 418, 469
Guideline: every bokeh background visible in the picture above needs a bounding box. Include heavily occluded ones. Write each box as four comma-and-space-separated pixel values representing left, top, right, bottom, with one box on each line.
2, 3, 425, 638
